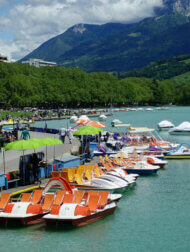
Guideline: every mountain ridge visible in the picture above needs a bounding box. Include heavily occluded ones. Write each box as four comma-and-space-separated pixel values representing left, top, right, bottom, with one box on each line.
20, 0, 190, 72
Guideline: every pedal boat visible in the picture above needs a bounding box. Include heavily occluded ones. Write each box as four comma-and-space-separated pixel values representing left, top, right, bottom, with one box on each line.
0, 177, 121, 226
43, 190, 119, 227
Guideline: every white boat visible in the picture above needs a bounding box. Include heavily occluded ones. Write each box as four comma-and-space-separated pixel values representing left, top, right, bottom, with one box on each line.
99, 114, 107, 121
79, 115, 90, 121
169, 121, 190, 135
157, 120, 174, 131
145, 108, 153, 111
111, 119, 122, 127
164, 143, 190, 159
70, 116, 78, 123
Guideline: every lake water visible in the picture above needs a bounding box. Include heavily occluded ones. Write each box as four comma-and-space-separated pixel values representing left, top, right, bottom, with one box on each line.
1, 106, 190, 252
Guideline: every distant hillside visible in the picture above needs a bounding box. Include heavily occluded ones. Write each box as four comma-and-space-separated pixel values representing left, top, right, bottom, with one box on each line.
20, 12, 190, 72
21, 23, 131, 62
172, 71, 190, 83
120, 54, 190, 80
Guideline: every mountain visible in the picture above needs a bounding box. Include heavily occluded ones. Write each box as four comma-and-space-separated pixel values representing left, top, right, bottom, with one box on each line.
119, 54, 190, 80
21, 23, 131, 62
21, 8, 190, 72
156, 0, 190, 15
57, 14, 190, 72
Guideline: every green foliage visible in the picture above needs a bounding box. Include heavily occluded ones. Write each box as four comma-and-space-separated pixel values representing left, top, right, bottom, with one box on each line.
0, 61, 190, 107
120, 54, 190, 80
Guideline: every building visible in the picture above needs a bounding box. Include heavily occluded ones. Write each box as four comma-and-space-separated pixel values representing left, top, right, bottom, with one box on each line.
0, 54, 8, 62
23, 58, 57, 68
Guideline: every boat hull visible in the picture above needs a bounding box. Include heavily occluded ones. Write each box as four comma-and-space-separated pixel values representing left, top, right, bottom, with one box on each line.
0, 213, 46, 226
164, 155, 190, 159
124, 168, 159, 175
45, 206, 116, 227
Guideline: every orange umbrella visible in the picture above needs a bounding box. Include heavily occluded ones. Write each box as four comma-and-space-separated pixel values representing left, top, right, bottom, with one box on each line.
73, 119, 90, 124
85, 121, 106, 128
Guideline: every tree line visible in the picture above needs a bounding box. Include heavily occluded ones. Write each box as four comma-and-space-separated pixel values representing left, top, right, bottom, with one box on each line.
0, 62, 190, 108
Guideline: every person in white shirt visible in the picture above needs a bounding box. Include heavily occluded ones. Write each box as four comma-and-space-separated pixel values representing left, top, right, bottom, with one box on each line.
59, 126, 66, 143
67, 127, 73, 144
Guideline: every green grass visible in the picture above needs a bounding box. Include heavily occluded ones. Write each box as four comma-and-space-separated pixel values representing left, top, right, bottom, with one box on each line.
0, 111, 33, 119
172, 71, 190, 82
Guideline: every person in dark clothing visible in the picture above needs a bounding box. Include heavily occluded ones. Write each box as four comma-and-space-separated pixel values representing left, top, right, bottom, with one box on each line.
31, 153, 42, 183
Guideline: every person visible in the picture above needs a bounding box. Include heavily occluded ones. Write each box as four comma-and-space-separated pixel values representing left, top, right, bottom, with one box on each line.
20, 127, 30, 140
59, 126, 66, 143
30, 153, 43, 183
67, 127, 73, 144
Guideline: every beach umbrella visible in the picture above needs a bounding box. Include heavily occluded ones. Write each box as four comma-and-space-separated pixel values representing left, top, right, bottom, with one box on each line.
30, 138, 62, 161
85, 121, 106, 128
5, 139, 43, 185
73, 126, 103, 136
74, 126, 103, 158
73, 119, 90, 124
5, 139, 42, 151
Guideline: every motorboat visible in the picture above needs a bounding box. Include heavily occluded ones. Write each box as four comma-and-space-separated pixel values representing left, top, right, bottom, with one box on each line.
143, 156, 168, 168
123, 161, 160, 175
157, 120, 174, 131
115, 154, 160, 175
169, 122, 190, 135
164, 143, 190, 159
111, 119, 122, 127
58, 165, 131, 192
99, 114, 107, 121
70, 116, 78, 123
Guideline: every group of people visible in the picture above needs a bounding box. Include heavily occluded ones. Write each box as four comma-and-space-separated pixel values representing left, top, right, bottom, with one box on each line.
59, 126, 74, 144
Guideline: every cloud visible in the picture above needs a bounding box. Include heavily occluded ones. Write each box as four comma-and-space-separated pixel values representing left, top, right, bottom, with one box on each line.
0, 0, 164, 60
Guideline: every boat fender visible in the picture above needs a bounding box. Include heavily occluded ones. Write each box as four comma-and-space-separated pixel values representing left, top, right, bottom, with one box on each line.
147, 157, 154, 164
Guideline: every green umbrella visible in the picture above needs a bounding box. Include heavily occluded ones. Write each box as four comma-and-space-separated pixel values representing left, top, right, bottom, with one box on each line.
5, 139, 42, 150
74, 126, 103, 158
5, 139, 43, 186
73, 126, 103, 136
31, 138, 62, 146
30, 138, 63, 161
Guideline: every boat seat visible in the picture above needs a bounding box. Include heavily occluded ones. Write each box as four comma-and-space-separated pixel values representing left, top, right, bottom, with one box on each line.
85, 169, 92, 182
87, 191, 99, 196
0, 193, 11, 210
68, 168, 75, 183
31, 190, 43, 204
62, 168, 68, 172
98, 191, 109, 209
21, 193, 32, 202
51, 171, 60, 178
53, 190, 66, 205
127, 157, 135, 167
42, 194, 55, 212
85, 165, 93, 172
60, 171, 69, 182
63, 194, 75, 203
73, 190, 84, 204
93, 167, 101, 177
75, 174, 83, 185
87, 195, 101, 212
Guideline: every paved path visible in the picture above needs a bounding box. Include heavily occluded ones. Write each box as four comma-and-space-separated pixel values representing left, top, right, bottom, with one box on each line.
0, 131, 80, 174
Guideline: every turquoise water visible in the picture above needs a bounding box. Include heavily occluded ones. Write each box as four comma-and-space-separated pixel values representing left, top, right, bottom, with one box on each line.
1, 107, 190, 252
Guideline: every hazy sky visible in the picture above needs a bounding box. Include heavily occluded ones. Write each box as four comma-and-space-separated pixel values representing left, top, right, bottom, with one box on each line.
0, 0, 164, 61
